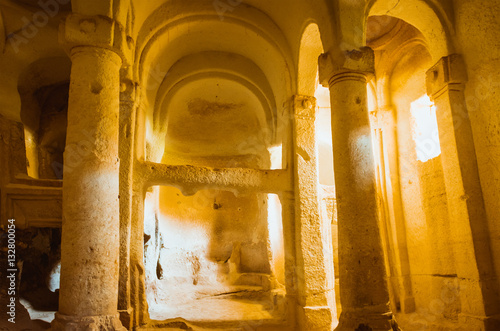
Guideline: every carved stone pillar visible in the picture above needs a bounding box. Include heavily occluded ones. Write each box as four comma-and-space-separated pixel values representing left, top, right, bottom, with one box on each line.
52, 14, 130, 330
373, 105, 415, 315
293, 95, 336, 331
118, 76, 138, 329
426, 54, 500, 329
319, 48, 398, 330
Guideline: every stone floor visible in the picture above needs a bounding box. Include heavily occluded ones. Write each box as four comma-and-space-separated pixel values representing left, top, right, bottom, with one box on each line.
147, 284, 288, 330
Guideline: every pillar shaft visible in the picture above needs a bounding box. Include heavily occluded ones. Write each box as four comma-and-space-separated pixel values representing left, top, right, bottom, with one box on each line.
426, 54, 500, 329
53, 14, 127, 331
130, 103, 149, 327
293, 95, 336, 331
118, 78, 137, 328
374, 106, 415, 314
319, 48, 397, 331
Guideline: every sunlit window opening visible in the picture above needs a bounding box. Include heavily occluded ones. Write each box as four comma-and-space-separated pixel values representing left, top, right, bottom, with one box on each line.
410, 95, 441, 162
268, 145, 283, 170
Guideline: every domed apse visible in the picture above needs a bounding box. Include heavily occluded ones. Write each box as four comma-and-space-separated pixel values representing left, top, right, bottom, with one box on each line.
163, 76, 272, 158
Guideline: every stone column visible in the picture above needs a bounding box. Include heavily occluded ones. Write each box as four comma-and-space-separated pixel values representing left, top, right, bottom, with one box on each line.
426, 54, 500, 329
293, 95, 336, 331
130, 102, 149, 327
319, 48, 398, 330
118, 76, 137, 329
52, 14, 129, 330
374, 106, 415, 314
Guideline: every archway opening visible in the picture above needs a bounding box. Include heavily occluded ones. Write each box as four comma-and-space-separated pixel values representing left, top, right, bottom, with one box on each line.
366, 14, 459, 325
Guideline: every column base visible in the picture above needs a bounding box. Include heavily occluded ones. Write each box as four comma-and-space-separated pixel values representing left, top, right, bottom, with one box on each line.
335, 307, 399, 331
297, 306, 334, 331
51, 312, 127, 331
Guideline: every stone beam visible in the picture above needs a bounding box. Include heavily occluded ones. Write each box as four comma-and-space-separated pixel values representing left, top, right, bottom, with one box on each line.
136, 161, 292, 195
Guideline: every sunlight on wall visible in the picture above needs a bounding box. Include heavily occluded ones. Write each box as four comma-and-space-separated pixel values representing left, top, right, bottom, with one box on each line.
367, 83, 377, 113
410, 95, 441, 162
315, 83, 334, 186
267, 194, 285, 285
269, 145, 283, 170
315, 85, 332, 146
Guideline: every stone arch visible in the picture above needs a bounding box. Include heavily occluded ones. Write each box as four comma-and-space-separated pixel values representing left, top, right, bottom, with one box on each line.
367, 16, 430, 106
134, 2, 295, 153
297, 22, 324, 96
153, 51, 275, 138
366, 0, 454, 61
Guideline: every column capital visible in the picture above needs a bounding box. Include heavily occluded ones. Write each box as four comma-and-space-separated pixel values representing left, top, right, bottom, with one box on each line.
59, 13, 134, 66
426, 54, 468, 98
318, 47, 374, 88
293, 95, 317, 118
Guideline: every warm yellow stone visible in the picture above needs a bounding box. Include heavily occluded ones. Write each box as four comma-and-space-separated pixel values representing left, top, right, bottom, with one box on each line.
0, 0, 499, 330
